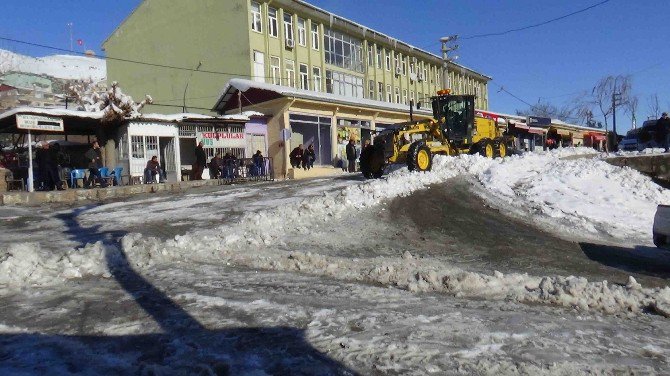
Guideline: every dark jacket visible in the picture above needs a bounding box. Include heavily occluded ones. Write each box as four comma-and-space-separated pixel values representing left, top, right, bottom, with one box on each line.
36, 147, 49, 171
657, 117, 670, 138
290, 147, 303, 161
346, 143, 357, 161
195, 145, 207, 165
252, 153, 264, 166
210, 156, 223, 170
145, 159, 160, 172
303, 148, 316, 162
84, 147, 103, 169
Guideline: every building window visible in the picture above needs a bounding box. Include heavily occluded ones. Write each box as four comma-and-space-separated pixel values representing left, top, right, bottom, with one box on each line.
410, 91, 415, 106
376, 47, 382, 69
402, 59, 407, 76
268, 7, 278, 37
286, 59, 295, 87
436, 70, 441, 87
313, 66, 322, 91
394, 87, 400, 103
385, 50, 391, 71
402, 89, 408, 105
131, 136, 144, 159
323, 28, 364, 73
299, 63, 309, 90
253, 50, 265, 83
283, 12, 294, 44
311, 23, 320, 50
250, 1, 262, 33
394, 53, 400, 75
423, 67, 428, 82
325, 70, 363, 97
377, 82, 383, 101
410, 61, 415, 76
270, 56, 281, 85
386, 84, 392, 102
368, 47, 374, 68
368, 80, 375, 99
297, 18, 306, 46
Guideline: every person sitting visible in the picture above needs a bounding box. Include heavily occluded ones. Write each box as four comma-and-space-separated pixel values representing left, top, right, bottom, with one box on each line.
84, 141, 107, 188
302, 144, 316, 170
143, 156, 164, 184
289, 144, 304, 168
209, 152, 223, 179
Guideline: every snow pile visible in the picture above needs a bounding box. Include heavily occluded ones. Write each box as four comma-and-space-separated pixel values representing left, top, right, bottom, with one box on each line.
477, 149, 670, 242
0, 49, 106, 81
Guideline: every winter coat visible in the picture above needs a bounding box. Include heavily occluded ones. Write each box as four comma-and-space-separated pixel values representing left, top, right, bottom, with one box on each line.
290, 147, 303, 162
657, 117, 670, 138
195, 146, 207, 165
252, 153, 264, 166
346, 143, 357, 161
145, 159, 160, 172
85, 147, 103, 169
303, 148, 316, 163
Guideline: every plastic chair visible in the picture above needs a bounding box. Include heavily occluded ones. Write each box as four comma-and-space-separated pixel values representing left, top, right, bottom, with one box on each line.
70, 169, 86, 188
113, 167, 124, 186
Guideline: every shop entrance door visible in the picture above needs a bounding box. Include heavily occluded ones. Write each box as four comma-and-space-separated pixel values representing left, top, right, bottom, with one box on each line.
159, 137, 177, 182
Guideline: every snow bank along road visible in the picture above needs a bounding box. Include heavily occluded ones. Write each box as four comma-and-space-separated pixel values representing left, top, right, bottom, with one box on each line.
1, 148, 670, 374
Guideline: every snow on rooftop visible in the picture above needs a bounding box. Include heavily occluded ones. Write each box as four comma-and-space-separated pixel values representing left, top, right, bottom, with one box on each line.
0, 49, 106, 81
218, 78, 432, 115
0, 106, 104, 122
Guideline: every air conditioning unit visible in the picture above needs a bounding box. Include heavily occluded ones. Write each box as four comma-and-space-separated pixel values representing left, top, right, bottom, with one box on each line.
395, 66, 402, 76
285, 39, 295, 49
410, 72, 418, 82
417, 72, 424, 82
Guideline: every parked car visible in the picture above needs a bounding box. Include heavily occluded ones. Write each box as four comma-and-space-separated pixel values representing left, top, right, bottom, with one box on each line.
619, 120, 660, 151
653, 205, 670, 249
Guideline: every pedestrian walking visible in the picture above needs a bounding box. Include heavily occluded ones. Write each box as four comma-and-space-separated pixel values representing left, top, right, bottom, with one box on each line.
346, 139, 357, 173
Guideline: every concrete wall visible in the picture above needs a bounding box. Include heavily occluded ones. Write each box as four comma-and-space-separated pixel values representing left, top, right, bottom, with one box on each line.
103, 0, 251, 115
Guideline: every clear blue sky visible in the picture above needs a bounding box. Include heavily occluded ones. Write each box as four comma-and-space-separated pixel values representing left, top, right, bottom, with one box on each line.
3, 0, 669, 132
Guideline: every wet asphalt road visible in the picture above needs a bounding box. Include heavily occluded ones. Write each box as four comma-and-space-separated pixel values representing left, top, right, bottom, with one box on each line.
387, 177, 670, 288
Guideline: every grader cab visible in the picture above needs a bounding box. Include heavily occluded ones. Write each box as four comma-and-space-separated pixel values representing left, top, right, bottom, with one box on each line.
359, 92, 510, 179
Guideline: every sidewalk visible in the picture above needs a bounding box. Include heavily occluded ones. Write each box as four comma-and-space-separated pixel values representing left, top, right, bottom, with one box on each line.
0, 179, 225, 206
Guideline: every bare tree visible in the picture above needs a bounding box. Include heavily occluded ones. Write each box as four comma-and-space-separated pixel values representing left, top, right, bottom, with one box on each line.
67, 80, 153, 123
591, 75, 632, 130
516, 99, 580, 123
648, 93, 661, 119
624, 95, 639, 129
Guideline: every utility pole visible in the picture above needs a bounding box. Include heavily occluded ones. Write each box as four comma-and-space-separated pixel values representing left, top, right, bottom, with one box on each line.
66, 22, 73, 52
439, 35, 459, 91
612, 91, 621, 151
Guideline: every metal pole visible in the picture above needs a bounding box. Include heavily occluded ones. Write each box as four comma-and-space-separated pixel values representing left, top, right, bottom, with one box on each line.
27, 131, 34, 192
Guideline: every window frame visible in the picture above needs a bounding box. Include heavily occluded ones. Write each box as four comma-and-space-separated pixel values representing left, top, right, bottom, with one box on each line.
250, 1, 262, 33
270, 56, 281, 85
312, 66, 322, 91
286, 59, 296, 87
299, 63, 309, 90
297, 17, 307, 46
268, 7, 278, 38
283, 12, 294, 44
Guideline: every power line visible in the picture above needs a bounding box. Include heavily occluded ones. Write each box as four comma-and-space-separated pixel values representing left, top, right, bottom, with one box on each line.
462, 0, 613, 40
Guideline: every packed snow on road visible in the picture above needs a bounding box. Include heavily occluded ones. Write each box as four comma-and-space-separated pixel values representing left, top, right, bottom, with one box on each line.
1, 148, 669, 374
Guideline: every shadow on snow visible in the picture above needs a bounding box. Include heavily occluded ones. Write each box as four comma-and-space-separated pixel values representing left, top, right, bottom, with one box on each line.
0, 206, 358, 375
580, 242, 670, 280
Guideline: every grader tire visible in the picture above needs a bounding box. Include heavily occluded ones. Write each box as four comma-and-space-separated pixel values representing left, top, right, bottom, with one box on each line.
407, 142, 433, 172
479, 140, 495, 159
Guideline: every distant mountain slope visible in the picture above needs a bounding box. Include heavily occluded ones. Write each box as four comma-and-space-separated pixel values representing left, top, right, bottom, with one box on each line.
0, 49, 106, 81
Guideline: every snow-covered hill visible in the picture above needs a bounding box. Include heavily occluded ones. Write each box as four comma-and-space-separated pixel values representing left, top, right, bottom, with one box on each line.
0, 49, 106, 81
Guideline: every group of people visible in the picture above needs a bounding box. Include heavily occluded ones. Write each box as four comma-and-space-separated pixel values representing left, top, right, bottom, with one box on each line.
188, 141, 266, 181
289, 144, 316, 170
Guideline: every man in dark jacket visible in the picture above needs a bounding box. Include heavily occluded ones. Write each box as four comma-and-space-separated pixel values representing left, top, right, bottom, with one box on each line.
289, 144, 304, 168
84, 141, 106, 188
346, 139, 357, 173
302, 144, 316, 170
144, 156, 163, 183
192, 142, 207, 180
209, 152, 223, 179
657, 112, 670, 152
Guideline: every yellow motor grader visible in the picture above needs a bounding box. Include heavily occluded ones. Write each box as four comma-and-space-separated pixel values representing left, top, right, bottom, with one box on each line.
360, 91, 510, 178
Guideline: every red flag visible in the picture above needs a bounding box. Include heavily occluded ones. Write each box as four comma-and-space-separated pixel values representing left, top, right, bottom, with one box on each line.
77, 39, 83, 46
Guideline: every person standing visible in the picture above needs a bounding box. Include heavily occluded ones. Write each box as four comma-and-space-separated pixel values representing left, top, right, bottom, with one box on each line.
209, 152, 223, 179
346, 139, 357, 173
252, 150, 265, 176
84, 141, 106, 188
192, 142, 207, 180
657, 112, 670, 152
